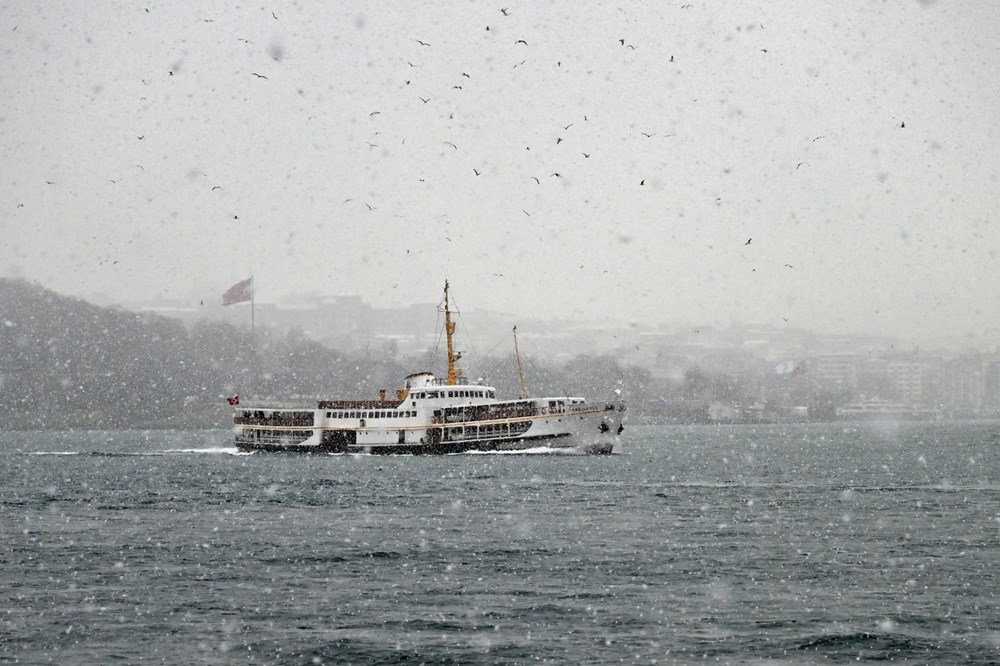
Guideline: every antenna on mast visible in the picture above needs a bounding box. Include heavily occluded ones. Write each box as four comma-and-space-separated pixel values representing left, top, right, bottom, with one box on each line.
513, 325, 528, 399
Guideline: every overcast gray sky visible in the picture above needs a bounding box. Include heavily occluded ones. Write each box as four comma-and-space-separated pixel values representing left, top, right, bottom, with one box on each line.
3, 0, 999, 344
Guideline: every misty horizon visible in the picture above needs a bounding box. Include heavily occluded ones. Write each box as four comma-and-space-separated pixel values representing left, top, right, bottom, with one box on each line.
3, 2, 999, 348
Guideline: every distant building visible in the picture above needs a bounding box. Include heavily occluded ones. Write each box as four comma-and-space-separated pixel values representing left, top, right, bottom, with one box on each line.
812, 353, 861, 391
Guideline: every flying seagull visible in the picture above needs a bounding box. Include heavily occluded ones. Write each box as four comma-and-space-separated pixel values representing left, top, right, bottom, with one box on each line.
251, 72, 267, 79
745, 238, 752, 245
515, 39, 527, 45
416, 39, 430, 46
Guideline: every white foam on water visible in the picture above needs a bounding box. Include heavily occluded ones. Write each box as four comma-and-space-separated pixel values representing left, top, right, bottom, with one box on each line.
162, 447, 250, 455
462, 446, 586, 456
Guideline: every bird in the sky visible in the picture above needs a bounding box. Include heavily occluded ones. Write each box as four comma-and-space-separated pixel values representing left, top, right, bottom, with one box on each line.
251, 72, 267, 79
745, 238, 752, 245
796, 162, 810, 169
453, 85, 462, 89
137, 135, 145, 140
416, 39, 430, 46
900, 121, 905, 128
530, 176, 540, 184
419, 97, 430, 103
370, 111, 380, 117
473, 168, 481, 176
556, 137, 562, 144
812, 135, 825, 142
550, 172, 562, 178
444, 141, 457, 149
462, 72, 470, 78
515, 39, 527, 45
642, 132, 654, 138
582, 153, 590, 158
212, 186, 222, 191
500, 8, 509, 15
564, 123, 573, 130
640, 179, 645, 185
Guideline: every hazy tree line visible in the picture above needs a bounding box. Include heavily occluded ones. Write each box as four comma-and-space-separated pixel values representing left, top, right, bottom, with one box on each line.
0, 279, 652, 429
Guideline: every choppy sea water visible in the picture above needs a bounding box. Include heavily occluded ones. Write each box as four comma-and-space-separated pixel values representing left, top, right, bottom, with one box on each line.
2, 423, 1000, 664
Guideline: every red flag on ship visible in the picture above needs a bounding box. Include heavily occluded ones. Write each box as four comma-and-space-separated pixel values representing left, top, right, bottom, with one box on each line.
227, 395, 240, 405
222, 277, 252, 306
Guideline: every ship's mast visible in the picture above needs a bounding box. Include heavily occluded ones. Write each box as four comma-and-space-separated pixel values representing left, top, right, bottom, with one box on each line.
444, 280, 462, 385
513, 325, 528, 399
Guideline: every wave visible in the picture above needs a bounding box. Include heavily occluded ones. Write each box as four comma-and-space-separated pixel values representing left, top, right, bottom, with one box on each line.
161, 447, 249, 455
790, 629, 946, 658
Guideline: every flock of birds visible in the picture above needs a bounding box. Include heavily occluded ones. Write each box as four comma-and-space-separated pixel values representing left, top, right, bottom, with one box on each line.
13, 4, 910, 324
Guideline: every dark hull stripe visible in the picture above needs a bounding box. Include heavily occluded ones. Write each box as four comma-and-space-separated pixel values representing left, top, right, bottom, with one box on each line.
236, 432, 616, 455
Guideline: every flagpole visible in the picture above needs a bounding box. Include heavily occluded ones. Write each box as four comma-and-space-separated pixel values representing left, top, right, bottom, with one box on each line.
250, 275, 255, 338
250, 275, 257, 397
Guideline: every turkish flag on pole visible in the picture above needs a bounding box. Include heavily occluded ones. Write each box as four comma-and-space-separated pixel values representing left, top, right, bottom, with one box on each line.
223, 277, 252, 305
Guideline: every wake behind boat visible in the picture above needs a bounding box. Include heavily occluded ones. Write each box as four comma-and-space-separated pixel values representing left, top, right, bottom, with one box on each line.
232, 282, 626, 454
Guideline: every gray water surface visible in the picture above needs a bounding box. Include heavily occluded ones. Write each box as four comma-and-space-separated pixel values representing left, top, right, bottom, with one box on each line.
3, 423, 999, 664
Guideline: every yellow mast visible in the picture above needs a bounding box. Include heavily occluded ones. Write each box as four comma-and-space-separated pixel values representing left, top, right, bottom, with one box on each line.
444, 280, 462, 385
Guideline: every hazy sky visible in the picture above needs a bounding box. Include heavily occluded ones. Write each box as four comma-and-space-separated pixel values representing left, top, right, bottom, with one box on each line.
3, 0, 999, 343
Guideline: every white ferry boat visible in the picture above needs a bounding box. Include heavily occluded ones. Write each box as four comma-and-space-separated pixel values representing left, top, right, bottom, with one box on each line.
233, 282, 626, 454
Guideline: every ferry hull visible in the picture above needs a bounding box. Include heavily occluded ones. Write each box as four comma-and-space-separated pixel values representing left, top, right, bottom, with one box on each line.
234, 406, 625, 455
235, 434, 616, 455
